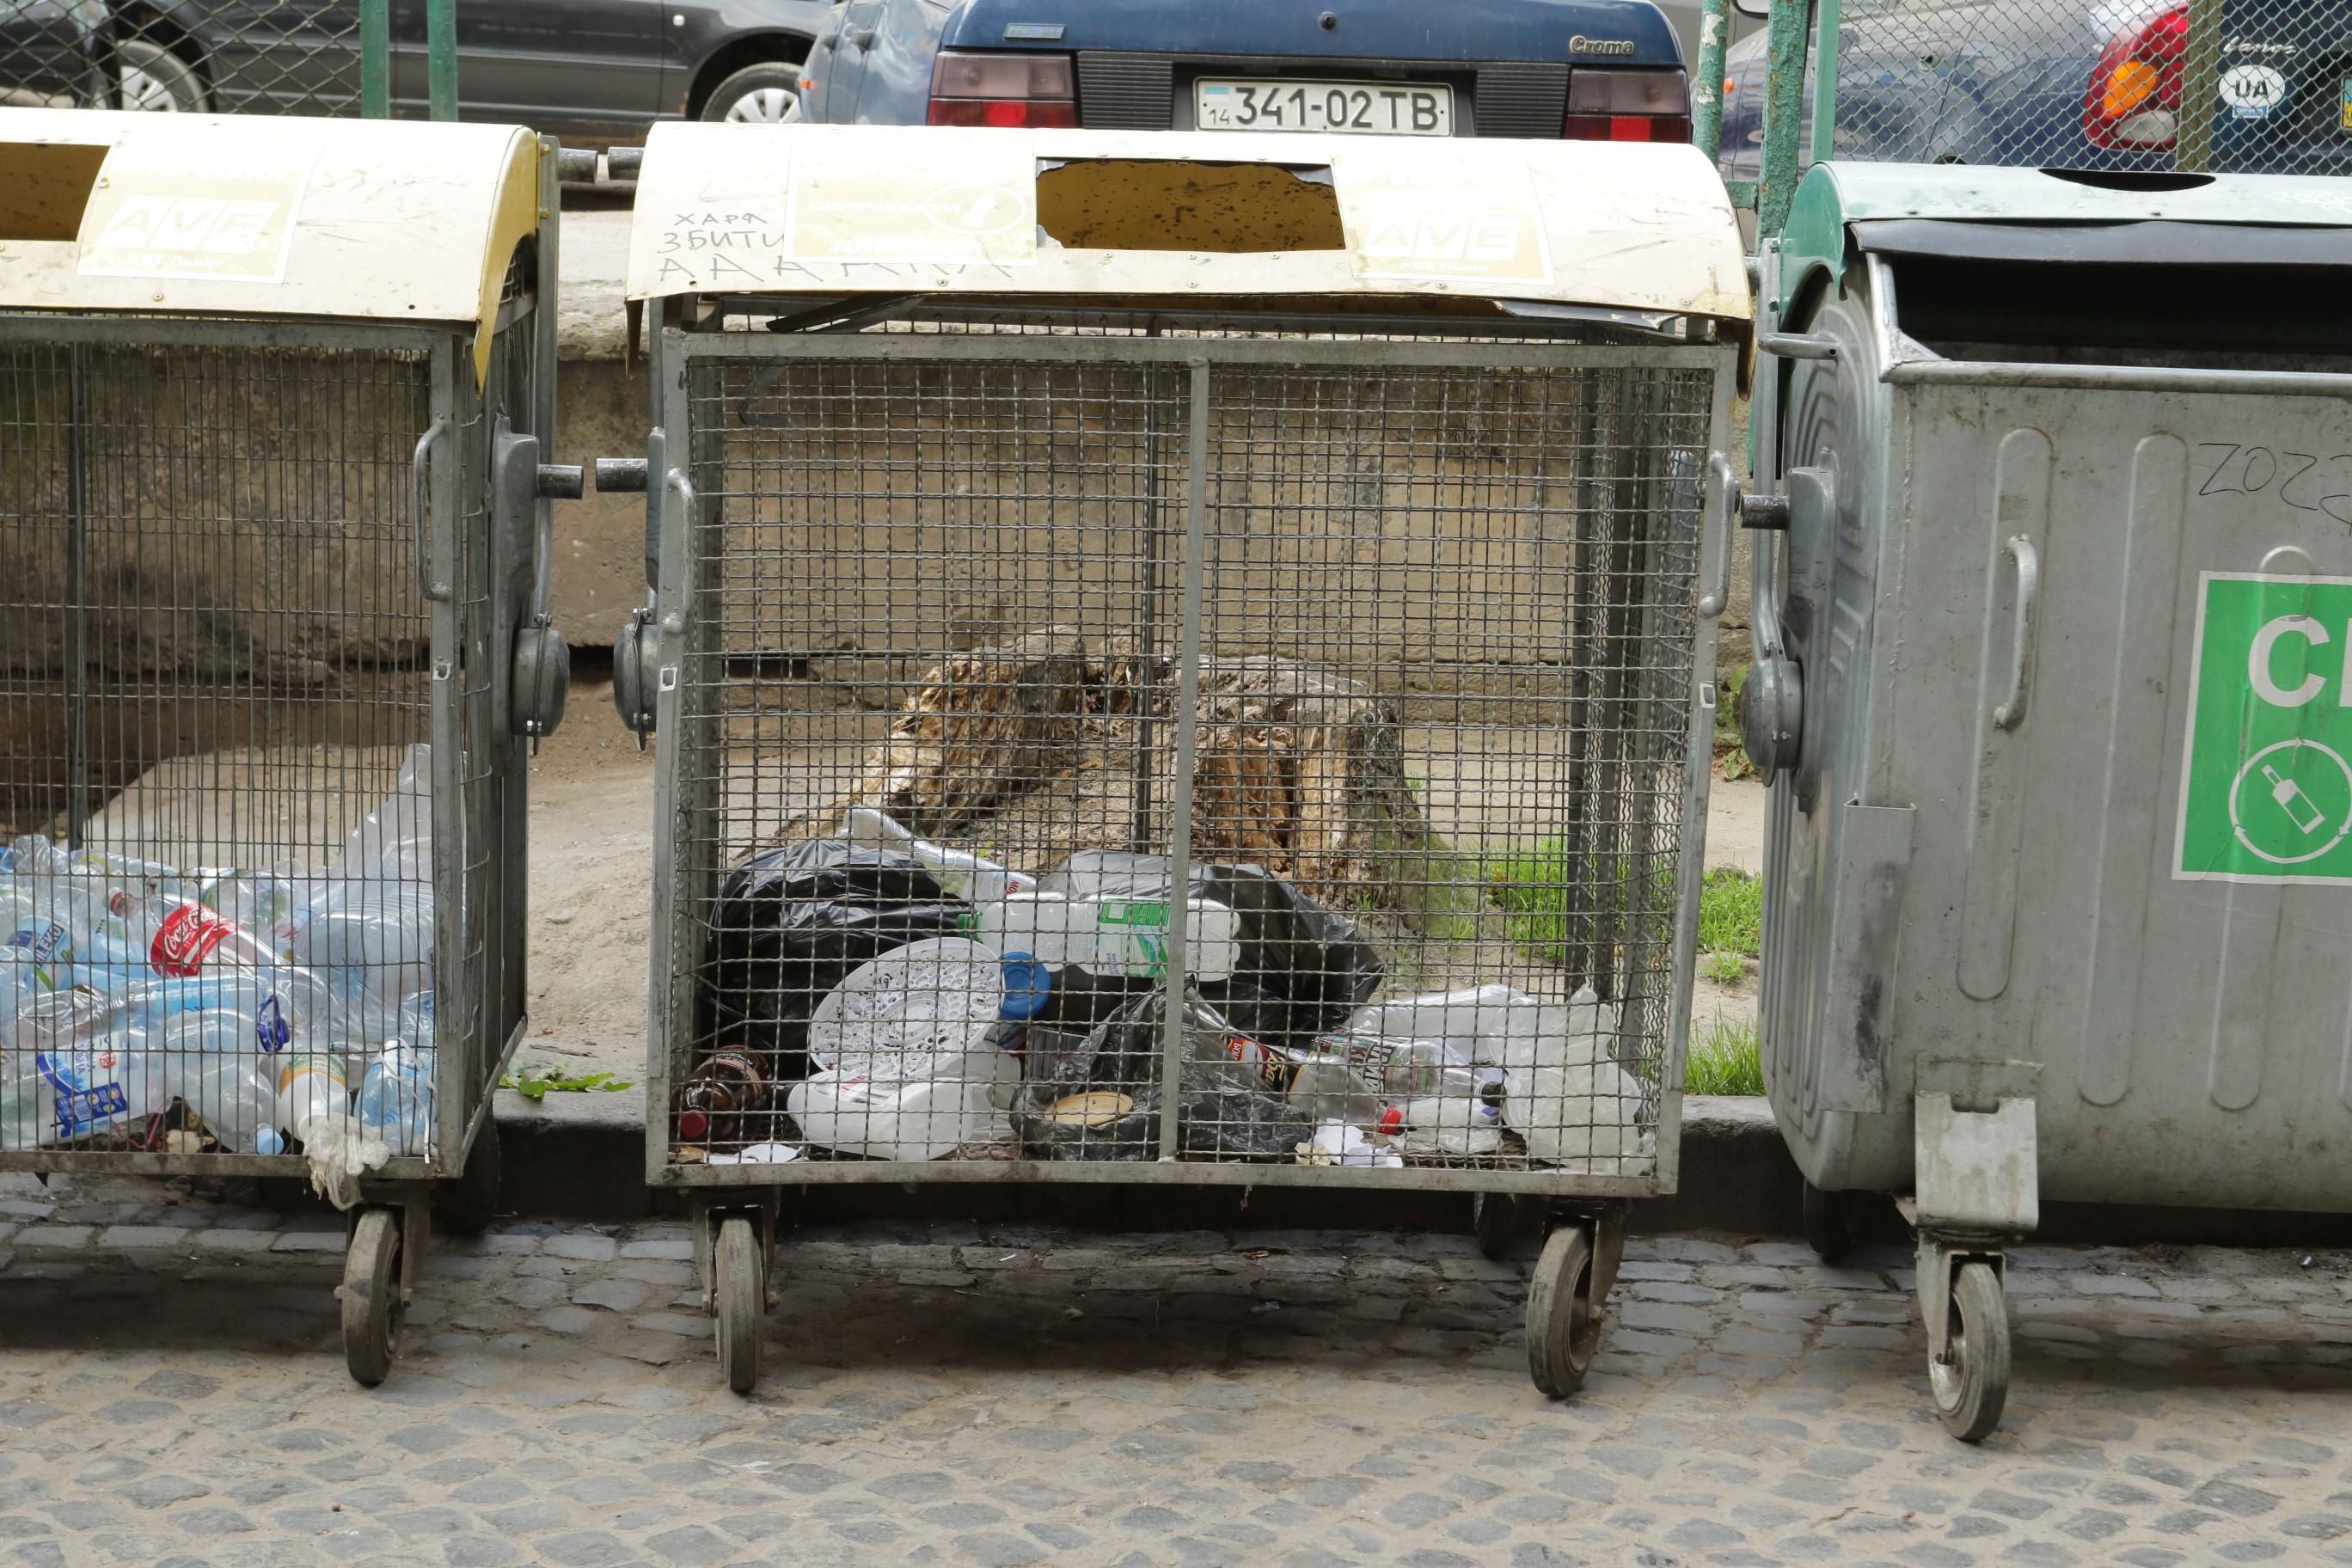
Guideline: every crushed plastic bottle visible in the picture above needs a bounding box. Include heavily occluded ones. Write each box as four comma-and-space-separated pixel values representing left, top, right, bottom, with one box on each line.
842, 807, 1037, 904
355, 1040, 436, 1157
974, 891, 1242, 983
147, 1012, 279, 1151
1375, 1082, 1507, 1158
270, 1052, 350, 1142
1498, 984, 1650, 1170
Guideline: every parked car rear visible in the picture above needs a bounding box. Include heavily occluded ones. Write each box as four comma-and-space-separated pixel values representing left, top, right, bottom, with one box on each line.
1718, 1, 2352, 180
803, 0, 1696, 142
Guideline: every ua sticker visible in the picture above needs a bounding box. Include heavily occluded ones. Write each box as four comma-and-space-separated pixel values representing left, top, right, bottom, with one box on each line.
2175, 573, 2352, 884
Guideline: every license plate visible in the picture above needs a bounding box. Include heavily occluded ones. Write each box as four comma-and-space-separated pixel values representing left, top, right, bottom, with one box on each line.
1196, 79, 1452, 136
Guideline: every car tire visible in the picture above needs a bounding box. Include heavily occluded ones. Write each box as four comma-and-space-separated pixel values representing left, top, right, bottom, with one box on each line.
118, 37, 209, 113
701, 62, 803, 125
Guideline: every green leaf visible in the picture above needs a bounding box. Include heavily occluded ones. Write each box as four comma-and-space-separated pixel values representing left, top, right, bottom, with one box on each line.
500, 1067, 634, 1101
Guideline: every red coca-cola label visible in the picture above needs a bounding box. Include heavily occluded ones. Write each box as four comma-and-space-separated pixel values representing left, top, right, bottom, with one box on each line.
150, 902, 234, 977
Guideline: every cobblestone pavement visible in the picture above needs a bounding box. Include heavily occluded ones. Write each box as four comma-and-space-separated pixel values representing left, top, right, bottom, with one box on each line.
3, 1178, 2350, 1567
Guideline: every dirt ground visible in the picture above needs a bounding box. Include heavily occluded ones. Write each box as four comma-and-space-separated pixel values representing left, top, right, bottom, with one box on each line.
518, 674, 1769, 1085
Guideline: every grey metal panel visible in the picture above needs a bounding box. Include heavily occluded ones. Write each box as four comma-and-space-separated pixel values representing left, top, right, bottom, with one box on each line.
1473, 63, 1567, 138
1076, 52, 1174, 130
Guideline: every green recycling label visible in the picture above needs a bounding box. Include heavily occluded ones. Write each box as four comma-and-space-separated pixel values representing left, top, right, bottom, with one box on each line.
2176, 573, 2352, 884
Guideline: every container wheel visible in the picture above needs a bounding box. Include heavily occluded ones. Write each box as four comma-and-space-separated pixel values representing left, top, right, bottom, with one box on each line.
340, 1207, 405, 1387
1526, 1223, 1603, 1398
1801, 1179, 1853, 1263
437, 1122, 501, 1238
714, 1215, 764, 1394
1930, 1261, 2010, 1442
1472, 1193, 1519, 1260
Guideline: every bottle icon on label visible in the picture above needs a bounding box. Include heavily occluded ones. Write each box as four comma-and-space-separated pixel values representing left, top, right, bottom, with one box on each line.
2264, 763, 2326, 836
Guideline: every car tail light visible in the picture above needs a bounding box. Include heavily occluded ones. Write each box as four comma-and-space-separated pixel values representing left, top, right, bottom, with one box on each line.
2084, 4, 2187, 149
1563, 67, 1693, 143
927, 49, 1076, 127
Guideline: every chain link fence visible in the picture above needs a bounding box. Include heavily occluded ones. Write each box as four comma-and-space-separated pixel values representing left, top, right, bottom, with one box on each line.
1819, 0, 2351, 175
3, 3, 385, 118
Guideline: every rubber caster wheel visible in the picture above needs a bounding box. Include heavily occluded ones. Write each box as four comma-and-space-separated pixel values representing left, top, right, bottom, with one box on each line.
714, 1215, 765, 1395
1473, 1193, 1520, 1260
1802, 1179, 1853, 1263
437, 1123, 501, 1238
1526, 1224, 1604, 1398
1931, 1260, 2010, 1442
341, 1207, 405, 1387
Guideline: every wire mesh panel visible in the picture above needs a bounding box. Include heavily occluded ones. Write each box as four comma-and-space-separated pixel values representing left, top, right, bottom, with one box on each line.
0, 327, 485, 1172
2, 3, 366, 115
658, 334, 1717, 1193
1820, 0, 2351, 175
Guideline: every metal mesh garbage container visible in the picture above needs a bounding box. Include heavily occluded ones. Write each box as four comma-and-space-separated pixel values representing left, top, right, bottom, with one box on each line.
0, 110, 578, 1382
606, 122, 1749, 1394
1745, 162, 2352, 1439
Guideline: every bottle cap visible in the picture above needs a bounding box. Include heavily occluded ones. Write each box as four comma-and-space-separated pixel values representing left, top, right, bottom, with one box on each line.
253, 1126, 286, 1156
997, 954, 1052, 1020
1376, 1105, 1405, 1136
678, 1109, 710, 1142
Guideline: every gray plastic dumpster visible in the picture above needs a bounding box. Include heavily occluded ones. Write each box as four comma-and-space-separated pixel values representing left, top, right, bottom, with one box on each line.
1744, 163, 2352, 1439
0, 111, 580, 1384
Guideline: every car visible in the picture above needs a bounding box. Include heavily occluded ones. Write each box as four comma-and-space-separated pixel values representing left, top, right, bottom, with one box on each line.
54, 0, 834, 142
0, 0, 114, 107
799, 0, 1697, 143
1717, 1, 2352, 181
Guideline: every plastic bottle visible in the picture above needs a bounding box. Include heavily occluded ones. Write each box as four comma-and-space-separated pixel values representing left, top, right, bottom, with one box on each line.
101, 886, 278, 980
974, 891, 1242, 982
842, 806, 1038, 904
0, 1027, 156, 1148
3, 897, 80, 1017
393, 989, 436, 1050
149, 1013, 280, 1151
355, 1041, 437, 1157
1375, 1081, 1507, 1157
117, 966, 341, 1057
1343, 984, 1542, 1067
292, 880, 434, 1026
677, 1050, 770, 1147
269, 1052, 350, 1144
1498, 984, 1649, 1168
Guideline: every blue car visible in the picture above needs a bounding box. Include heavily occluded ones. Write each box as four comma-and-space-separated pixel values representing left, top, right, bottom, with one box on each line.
800, 0, 1695, 142
1718, 1, 2352, 180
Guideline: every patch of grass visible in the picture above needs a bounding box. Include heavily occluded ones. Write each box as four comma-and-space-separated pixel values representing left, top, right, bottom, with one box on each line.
1699, 867, 1762, 959
1686, 1016, 1764, 1096
1483, 842, 1674, 968
1715, 664, 1755, 781
1701, 949, 1746, 987
500, 1067, 633, 1102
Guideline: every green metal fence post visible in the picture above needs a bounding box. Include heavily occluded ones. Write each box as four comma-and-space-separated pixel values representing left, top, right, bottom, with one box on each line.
358, 0, 390, 119
1692, 0, 1732, 162
1808, 0, 1841, 166
2177, 0, 2226, 173
1755, 0, 1811, 242
426, 0, 459, 121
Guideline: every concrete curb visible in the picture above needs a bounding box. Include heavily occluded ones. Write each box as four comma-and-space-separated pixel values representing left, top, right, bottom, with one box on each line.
487, 1087, 2352, 1246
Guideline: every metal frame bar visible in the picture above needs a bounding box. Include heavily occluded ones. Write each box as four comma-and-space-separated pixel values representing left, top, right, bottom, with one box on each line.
672, 330, 1729, 376
0, 315, 450, 356
643, 318, 1734, 1198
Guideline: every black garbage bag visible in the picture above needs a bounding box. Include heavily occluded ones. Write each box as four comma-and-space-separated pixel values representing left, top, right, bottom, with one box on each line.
695, 839, 972, 1086
1011, 985, 1311, 1164
1035, 852, 1384, 1050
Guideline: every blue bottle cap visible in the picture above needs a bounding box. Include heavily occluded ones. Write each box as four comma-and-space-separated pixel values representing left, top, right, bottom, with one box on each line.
997, 953, 1052, 1020
253, 1126, 287, 1156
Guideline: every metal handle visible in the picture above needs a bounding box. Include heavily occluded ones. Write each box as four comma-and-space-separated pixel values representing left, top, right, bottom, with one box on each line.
1698, 452, 1736, 619
660, 468, 697, 619
848, 24, 876, 47
606, 147, 644, 181
1759, 332, 1839, 361
411, 416, 450, 603
594, 458, 649, 493
1993, 536, 2039, 731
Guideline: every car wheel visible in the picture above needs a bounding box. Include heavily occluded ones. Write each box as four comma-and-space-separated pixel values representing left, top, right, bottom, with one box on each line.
702, 62, 803, 125
119, 37, 208, 113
